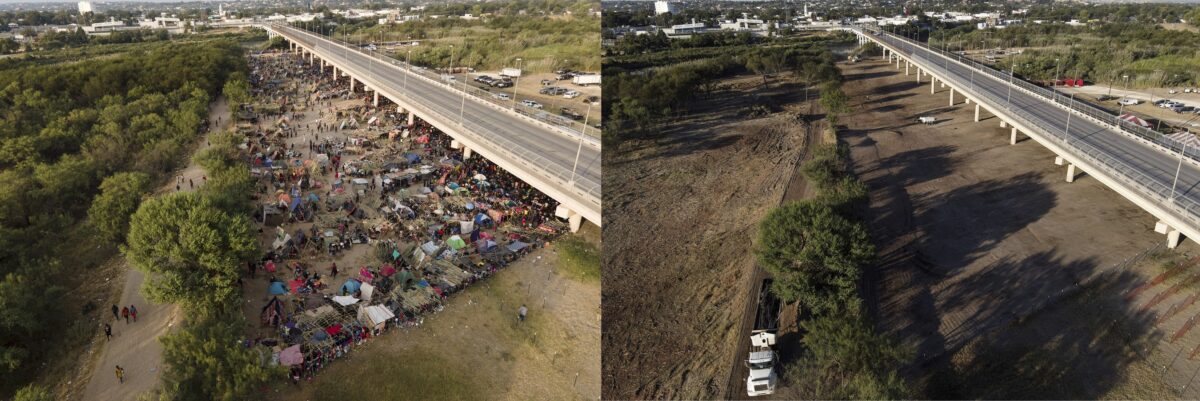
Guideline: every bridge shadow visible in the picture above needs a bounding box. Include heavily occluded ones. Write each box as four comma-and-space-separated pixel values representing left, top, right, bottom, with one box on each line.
845, 69, 899, 82
918, 253, 1157, 399
910, 172, 1057, 273
865, 93, 915, 106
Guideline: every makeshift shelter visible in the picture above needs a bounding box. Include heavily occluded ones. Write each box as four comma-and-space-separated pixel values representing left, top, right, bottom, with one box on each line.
340, 279, 362, 295
360, 282, 375, 301
403, 153, 421, 164
447, 235, 467, 250
279, 344, 304, 366
508, 241, 530, 252
358, 305, 395, 331
332, 295, 360, 306
261, 297, 287, 327
268, 281, 288, 295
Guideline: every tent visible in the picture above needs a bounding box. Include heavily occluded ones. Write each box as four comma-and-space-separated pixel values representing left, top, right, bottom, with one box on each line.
261, 297, 286, 327
279, 344, 304, 366
1120, 113, 1152, 128
446, 235, 467, 250
268, 281, 288, 295
508, 241, 530, 252
289, 278, 305, 293
459, 220, 475, 234
478, 239, 498, 252
395, 270, 415, 290
421, 241, 441, 255
340, 279, 362, 295
380, 264, 397, 277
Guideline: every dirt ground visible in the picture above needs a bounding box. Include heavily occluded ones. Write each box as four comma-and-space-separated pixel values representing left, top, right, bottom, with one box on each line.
602, 74, 812, 399
838, 58, 1200, 398
267, 225, 600, 401
72, 95, 233, 401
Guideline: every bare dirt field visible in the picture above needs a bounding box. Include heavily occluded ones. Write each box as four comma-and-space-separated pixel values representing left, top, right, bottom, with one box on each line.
603, 74, 813, 399
267, 225, 600, 401
838, 58, 1200, 398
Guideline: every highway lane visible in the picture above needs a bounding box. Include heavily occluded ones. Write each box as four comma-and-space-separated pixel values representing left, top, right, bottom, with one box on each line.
874, 31, 1200, 212
276, 25, 602, 202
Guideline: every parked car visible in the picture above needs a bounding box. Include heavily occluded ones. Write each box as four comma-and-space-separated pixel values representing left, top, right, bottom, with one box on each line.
521, 100, 543, 109
492, 93, 511, 101
560, 107, 584, 120
556, 73, 572, 80
474, 75, 493, 83
1096, 94, 1117, 101
1155, 99, 1172, 106
563, 90, 581, 99
1172, 105, 1194, 113
1170, 89, 1179, 94
1119, 98, 1141, 106
583, 96, 600, 104
540, 79, 554, 86
492, 79, 513, 88
917, 116, 937, 124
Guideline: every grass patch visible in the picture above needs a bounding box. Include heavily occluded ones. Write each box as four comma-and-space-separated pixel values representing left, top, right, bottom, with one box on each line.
309, 348, 487, 401
554, 235, 600, 283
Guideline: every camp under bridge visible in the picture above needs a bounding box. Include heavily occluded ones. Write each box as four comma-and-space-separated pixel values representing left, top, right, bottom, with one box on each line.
257, 23, 601, 232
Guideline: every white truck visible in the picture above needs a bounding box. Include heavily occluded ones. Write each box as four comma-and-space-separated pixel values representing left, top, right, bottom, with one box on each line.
500, 67, 522, 78
746, 278, 780, 397
572, 74, 601, 86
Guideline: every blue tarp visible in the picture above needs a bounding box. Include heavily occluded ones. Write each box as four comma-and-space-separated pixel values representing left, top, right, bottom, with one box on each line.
268, 281, 288, 295
403, 153, 420, 163
340, 279, 362, 295
474, 213, 490, 225
478, 239, 497, 252
507, 241, 530, 252
288, 197, 301, 211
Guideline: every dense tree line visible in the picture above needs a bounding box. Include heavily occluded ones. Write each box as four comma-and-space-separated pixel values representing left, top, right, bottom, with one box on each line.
603, 41, 842, 145
0, 39, 245, 397
125, 129, 276, 400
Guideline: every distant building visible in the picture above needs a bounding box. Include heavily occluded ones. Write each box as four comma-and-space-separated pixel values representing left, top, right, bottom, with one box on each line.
78, 1, 93, 14
655, 1, 679, 15
662, 21, 707, 38
83, 19, 131, 35
139, 15, 184, 33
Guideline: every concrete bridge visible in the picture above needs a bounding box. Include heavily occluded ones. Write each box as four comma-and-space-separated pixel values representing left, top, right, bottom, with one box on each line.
259, 23, 601, 231
839, 25, 1200, 249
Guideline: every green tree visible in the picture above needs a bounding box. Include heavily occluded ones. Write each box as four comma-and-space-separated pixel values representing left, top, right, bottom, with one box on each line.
123, 192, 256, 313
88, 172, 151, 243
158, 315, 280, 401
781, 314, 912, 399
819, 81, 851, 126
12, 384, 53, 401
755, 201, 874, 314
222, 72, 251, 113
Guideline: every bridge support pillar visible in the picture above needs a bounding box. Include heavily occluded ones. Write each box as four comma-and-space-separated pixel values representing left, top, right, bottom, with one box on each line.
931, 78, 936, 94
1010, 128, 1019, 145
1001, 120, 1007, 128
905, 60, 909, 75
1169, 230, 1184, 249
916, 68, 921, 83
463, 146, 473, 160
896, 56, 901, 69
949, 88, 954, 106
407, 112, 415, 126
333, 66, 338, 79
974, 104, 980, 122
373, 91, 379, 107
1055, 156, 1064, 166
555, 205, 584, 233
1066, 163, 1078, 183
350, 77, 356, 92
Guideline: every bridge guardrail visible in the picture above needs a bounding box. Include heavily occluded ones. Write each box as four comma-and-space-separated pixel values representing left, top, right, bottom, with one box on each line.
271, 24, 602, 206
859, 26, 1200, 164
857, 26, 1200, 228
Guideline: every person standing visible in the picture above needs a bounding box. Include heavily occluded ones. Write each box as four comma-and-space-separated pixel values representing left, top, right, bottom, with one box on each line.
129, 304, 138, 322
111, 304, 119, 320
518, 304, 527, 322
104, 323, 112, 341
115, 365, 124, 384
121, 307, 130, 324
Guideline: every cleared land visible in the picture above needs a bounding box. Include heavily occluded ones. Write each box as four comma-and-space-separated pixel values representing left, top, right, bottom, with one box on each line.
839, 58, 1200, 398
603, 74, 811, 399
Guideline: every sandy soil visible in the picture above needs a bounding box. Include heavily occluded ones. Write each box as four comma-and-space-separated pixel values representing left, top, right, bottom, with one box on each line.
75, 95, 233, 401
602, 74, 811, 399
266, 227, 601, 401
837, 58, 1200, 398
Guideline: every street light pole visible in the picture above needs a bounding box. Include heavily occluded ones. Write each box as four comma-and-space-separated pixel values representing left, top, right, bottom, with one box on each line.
511, 58, 522, 109
1172, 143, 1187, 202
404, 50, 411, 92
1052, 58, 1061, 102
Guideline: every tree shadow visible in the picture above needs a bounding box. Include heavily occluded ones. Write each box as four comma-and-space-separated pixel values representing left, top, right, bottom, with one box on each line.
865, 93, 915, 105
844, 69, 900, 82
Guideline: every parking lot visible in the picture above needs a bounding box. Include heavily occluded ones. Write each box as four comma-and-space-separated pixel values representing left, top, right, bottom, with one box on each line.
467, 70, 601, 126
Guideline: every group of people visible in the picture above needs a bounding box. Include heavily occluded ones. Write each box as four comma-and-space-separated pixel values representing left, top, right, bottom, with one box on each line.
234, 49, 565, 384
105, 303, 138, 385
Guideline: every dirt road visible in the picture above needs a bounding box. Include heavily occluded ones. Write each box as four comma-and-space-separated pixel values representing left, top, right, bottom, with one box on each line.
77, 96, 232, 401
